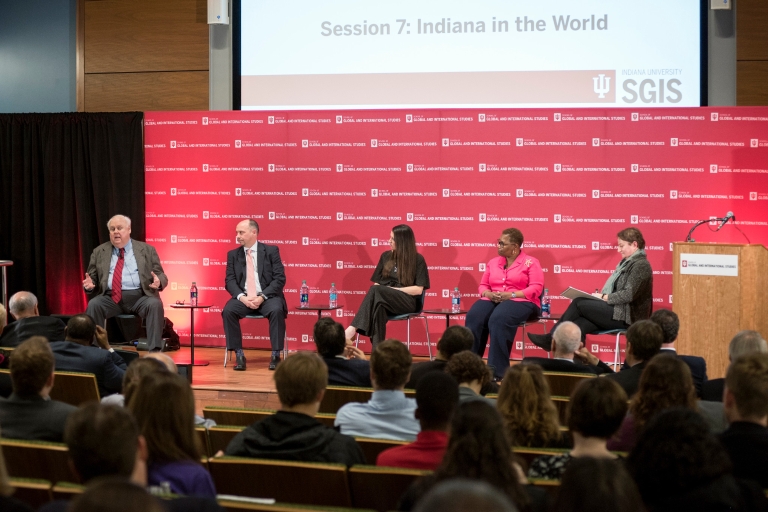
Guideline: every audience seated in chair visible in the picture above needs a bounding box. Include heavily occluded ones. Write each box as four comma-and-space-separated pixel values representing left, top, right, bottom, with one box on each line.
313, 317, 371, 387
627, 408, 768, 512
226, 351, 365, 465
497, 364, 566, 449
719, 352, 768, 488
38, 403, 222, 512
335, 339, 420, 441
552, 458, 644, 512
127, 371, 216, 497
522, 322, 613, 375
529, 377, 627, 480
649, 309, 708, 396
413, 479, 518, 512
605, 320, 663, 398
0, 292, 65, 347
701, 330, 767, 402
398, 401, 548, 512
405, 325, 474, 389
445, 351, 495, 405
0, 426, 35, 512
377, 371, 458, 470
70, 478, 165, 512
49, 314, 127, 397
0, 337, 76, 442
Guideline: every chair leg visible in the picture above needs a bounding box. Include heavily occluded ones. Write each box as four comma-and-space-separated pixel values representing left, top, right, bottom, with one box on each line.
224, 347, 229, 368
613, 332, 622, 368
521, 323, 526, 360
283, 332, 288, 360
422, 315, 432, 360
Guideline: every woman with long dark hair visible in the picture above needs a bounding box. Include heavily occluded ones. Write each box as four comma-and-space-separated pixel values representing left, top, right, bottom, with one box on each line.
345, 224, 430, 347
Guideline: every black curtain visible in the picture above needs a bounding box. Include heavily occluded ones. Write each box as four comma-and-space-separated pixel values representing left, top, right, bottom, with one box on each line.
0, 113, 144, 315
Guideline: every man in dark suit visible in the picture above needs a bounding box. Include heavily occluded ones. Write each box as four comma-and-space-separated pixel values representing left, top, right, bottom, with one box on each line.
605, 320, 663, 397
222, 219, 286, 371
313, 317, 371, 387
0, 291, 66, 347
49, 314, 127, 397
650, 309, 708, 396
0, 337, 76, 442
702, 330, 767, 402
82, 215, 168, 352
523, 321, 613, 375
719, 352, 768, 488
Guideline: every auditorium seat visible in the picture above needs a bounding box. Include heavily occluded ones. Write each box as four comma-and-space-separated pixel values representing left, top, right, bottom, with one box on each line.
348, 465, 431, 511
543, 372, 596, 397
209, 456, 351, 507
8, 478, 52, 508
319, 386, 415, 414
203, 407, 337, 428
216, 499, 373, 512
195, 426, 211, 458
0, 368, 100, 406
513, 447, 570, 470
528, 478, 561, 496
353, 437, 408, 465
51, 482, 85, 501
0, 438, 79, 484
552, 396, 570, 424
208, 426, 244, 455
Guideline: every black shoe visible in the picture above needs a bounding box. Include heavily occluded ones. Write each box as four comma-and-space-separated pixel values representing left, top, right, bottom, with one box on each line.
527, 333, 552, 352
269, 354, 281, 371
234, 354, 247, 371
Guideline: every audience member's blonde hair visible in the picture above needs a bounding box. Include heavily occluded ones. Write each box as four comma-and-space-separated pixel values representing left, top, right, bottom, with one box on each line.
497, 364, 561, 447
274, 352, 327, 407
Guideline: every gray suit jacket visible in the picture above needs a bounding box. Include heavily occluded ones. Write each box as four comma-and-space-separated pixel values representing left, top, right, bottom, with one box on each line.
0, 393, 77, 442
85, 239, 168, 297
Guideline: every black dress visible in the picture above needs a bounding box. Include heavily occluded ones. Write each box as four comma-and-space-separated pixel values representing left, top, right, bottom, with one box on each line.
351, 251, 430, 346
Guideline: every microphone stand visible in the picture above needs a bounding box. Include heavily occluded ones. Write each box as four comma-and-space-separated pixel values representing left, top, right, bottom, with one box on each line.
686, 217, 725, 243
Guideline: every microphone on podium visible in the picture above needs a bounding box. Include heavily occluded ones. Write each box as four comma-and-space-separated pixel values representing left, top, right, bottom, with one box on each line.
716, 211, 735, 231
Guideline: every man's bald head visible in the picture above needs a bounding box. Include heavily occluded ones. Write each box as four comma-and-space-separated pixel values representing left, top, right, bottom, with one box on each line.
144, 352, 177, 373
65, 314, 97, 345
107, 215, 132, 249
553, 321, 582, 357
9, 291, 39, 319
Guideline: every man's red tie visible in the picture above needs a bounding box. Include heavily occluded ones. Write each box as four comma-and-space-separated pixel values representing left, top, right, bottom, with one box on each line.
112, 248, 125, 303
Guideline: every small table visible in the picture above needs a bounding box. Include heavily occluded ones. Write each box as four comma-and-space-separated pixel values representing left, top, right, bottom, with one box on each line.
0, 260, 12, 311
170, 304, 213, 381
294, 304, 344, 319
422, 308, 469, 330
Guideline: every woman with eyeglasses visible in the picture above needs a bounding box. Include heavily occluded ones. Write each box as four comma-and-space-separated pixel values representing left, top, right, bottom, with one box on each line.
466, 228, 544, 380
344, 224, 430, 348
527, 227, 653, 351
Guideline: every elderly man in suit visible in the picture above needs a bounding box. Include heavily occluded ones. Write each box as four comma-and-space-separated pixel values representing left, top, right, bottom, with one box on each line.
222, 219, 286, 371
522, 321, 613, 375
82, 215, 168, 352
0, 291, 66, 347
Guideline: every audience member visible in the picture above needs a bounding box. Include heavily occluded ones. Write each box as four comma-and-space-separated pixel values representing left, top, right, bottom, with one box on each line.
127, 372, 216, 497
497, 364, 564, 448
444, 351, 494, 404
49, 314, 127, 397
605, 319, 663, 397
0, 337, 76, 441
0, 429, 34, 512
0, 292, 65, 347
102, 357, 170, 407
405, 326, 473, 389
522, 322, 612, 374
377, 372, 459, 470
528, 378, 627, 479
313, 317, 371, 387
69, 478, 165, 512
701, 330, 767, 402
413, 479, 518, 512
335, 339, 419, 440
226, 351, 365, 465
719, 353, 768, 488
398, 401, 546, 512
650, 309, 708, 396
0, 304, 6, 332
551, 458, 644, 512
628, 408, 768, 512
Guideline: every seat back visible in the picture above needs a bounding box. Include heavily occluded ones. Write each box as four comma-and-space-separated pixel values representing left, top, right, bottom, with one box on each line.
1, 438, 79, 484
216, 500, 373, 512
513, 446, 570, 469
195, 426, 211, 458
209, 456, 351, 507
319, 386, 373, 414
203, 406, 276, 426
543, 372, 595, 397
348, 465, 431, 511
9, 478, 52, 508
354, 438, 408, 466
551, 396, 570, 425
48, 371, 100, 406
51, 482, 85, 501
208, 426, 245, 455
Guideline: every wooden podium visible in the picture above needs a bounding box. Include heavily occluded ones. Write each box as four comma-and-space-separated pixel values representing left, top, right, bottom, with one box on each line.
672, 243, 768, 378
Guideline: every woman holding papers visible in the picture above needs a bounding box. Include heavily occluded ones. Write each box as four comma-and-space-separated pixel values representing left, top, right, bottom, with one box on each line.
528, 227, 653, 351
466, 228, 544, 380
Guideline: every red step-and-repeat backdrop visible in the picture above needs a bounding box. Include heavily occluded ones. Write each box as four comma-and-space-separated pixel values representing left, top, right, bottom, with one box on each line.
144, 108, 768, 361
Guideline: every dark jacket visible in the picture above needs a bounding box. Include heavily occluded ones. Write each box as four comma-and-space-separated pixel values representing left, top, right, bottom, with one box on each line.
605, 360, 648, 398
323, 356, 372, 387
49, 341, 128, 397
225, 243, 286, 303
0, 393, 77, 442
701, 378, 725, 402
606, 252, 653, 325
405, 359, 447, 389
225, 411, 365, 466
660, 348, 708, 396
521, 357, 614, 375
720, 421, 768, 488
0, 316, 66, 347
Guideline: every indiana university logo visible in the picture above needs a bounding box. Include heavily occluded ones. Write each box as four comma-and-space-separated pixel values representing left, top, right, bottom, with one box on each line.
593, 74, 611, 98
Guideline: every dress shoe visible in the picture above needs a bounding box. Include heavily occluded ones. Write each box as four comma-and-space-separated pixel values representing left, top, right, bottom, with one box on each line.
527, 333, 552, 352
269, 354, 281, 371
234, 354, 247, 371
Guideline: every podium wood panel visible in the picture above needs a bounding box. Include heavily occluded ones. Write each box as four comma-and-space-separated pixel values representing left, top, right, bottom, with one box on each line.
673, 243, 768, 378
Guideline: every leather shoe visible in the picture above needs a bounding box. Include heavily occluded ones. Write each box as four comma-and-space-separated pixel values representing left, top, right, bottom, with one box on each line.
527, 333, 552, 352
234, 354, 247, 371
269, 354, 281, 371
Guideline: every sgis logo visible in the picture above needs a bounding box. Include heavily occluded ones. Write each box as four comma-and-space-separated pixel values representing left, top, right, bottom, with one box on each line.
442, 138, 449, 147
442, 239, 450, 248
371, 238, 378, 247
631, 164, 639, 173
202, 211, 209, 219
268, 116, 274, 124
670, 190, 678, 199
302, 188, 308, 196
554, 113, 561, 122
442, 189, 450, 197
479, 163, 486, 172
479, 213, 486, 222
336, 309, 343, 318
371, 139, 378, 147
405, 114, 413, 123
234, 140, 241, 148
751, 139, 759, 148
554, 214, 561, 223
407, 163, 413, 172
554, 163, 561, 172
516, 138, 523, 146
592, 241, 600, 250
516, 189, 523, 197
268, 164, 275, 172
336, 261, 343, 269
442, 289, 450, 298
170, 140, 176, 148
631, 215, 638, 224
335, 115, 342, 123
516, 341, 523, 350
371, 189, 378, 197
479, 263, 486, 272
478, 113, 485, 122
670, 138, 678, 146
202, 117, 208, 125
711, 112, 719, 121
268, 212, 275, 220
592, 190, 600, 199
669, 294, 673, 304
336, 164, 343, 172
407, 213, 414, 221
750, 192, 758, 201
592, 138, 600, 147
203, 258, 209, 266
591, 344, 600, 353
682, 260, 688, 267
302, 335, 309, 343
302, 140, 308, 148
302, 237, 309, 245
710, 164, 718, 173
171, 235, 178, 244
336, 212, 343, 221
235, 188, 242, 196
171, 282, 178, 291
631, 112, 639, 121
553, 265, 561, 273
202, 164, 209, 172
170, 188, 177, 196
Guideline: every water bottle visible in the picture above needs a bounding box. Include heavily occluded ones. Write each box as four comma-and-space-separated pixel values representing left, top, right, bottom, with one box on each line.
190, 282, 198, 306
451, 287, 461, 313
541, 288, 551, 318
329, 282, 338, 308
300, 280, 309, 308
